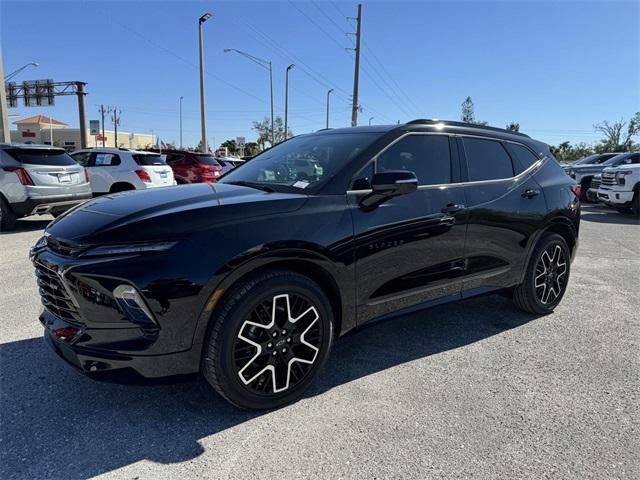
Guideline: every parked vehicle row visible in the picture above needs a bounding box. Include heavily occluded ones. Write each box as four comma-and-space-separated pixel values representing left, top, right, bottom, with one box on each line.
564, 151, 640, 217
0, 144, 246, 231
30, 119, 580, 410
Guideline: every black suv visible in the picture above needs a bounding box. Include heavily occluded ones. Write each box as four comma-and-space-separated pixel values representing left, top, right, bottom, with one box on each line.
30, 120, 580, 409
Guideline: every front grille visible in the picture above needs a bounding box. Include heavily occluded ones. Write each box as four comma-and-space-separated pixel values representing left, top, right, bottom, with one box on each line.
35, 263, 83, 325
601, 173, 617, 186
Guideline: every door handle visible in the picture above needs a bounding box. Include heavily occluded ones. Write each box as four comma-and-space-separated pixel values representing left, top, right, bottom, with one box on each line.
521, 189, 541, 199
441, 203, 465, 214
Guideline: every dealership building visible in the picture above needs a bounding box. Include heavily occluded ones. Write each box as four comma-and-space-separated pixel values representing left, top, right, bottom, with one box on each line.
10, 115, 155, 151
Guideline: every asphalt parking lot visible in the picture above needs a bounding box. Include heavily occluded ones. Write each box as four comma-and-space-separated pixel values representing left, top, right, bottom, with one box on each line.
0, 204, 638, 480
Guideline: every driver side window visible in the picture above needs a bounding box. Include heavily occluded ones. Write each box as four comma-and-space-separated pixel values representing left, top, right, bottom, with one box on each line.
376, 135, 451, 185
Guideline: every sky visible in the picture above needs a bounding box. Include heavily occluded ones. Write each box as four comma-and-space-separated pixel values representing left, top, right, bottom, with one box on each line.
1, 0, 639, 149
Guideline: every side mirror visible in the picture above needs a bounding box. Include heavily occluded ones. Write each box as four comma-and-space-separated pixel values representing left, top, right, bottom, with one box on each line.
359, 170, 418, 210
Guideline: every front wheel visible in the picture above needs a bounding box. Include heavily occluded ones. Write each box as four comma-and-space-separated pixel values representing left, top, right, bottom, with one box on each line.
202, 270, 334, 410
513, 233, 571, 315
0, 197, 17, 231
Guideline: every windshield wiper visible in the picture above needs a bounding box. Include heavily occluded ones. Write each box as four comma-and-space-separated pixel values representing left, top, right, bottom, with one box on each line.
225, 180, 276, 193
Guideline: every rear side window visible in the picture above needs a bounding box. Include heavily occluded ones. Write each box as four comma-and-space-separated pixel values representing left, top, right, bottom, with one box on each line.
509, 143, 540, 174
133, 154, 166, 166
71, 152, 91, 166
462, 138, 514, 181
165, 153, 184, 164
6, 149, 76, 166
94, 153, 121, 166
377, 135, 451, 185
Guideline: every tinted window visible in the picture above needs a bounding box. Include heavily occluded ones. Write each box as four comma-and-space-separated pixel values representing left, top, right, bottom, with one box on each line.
194, 155, 220, 166
6, 148, 76, 166
133, 154, 166, 166
71, 152, 91, 166
93, 153, 121, 167
603, 153, 640, 166
165, 153, 184, 164
509, 143, 540, 174
463, 138, 514, 181
377, 135, 451, 185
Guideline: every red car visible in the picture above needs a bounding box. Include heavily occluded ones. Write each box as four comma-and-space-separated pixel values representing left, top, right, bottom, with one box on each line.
163, 150, 223, 184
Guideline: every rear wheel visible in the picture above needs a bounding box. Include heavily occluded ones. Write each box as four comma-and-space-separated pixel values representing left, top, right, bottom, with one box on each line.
202, 270, 334, 410
0, 197, 17, 231
513, 233, 571, 315
109, 183, 135, 193
633, 190, 640, 219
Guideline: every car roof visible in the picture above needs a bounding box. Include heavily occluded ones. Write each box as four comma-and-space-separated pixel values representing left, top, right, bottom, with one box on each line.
0, 142, 66, 152
72, 147, 160, 155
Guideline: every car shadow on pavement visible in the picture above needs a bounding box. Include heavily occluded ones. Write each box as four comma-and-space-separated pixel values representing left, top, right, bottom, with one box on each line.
0, 218, 51, 234
0, 295, 537, 479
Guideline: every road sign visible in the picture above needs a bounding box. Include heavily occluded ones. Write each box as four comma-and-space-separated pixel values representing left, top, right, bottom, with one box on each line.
96, 134, 107, 142
90, 120, 100, 135
21, 79, 55, 107
236, 136, 246, 148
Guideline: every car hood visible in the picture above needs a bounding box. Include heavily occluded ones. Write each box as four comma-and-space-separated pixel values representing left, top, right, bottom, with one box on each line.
46, 182, 308, 244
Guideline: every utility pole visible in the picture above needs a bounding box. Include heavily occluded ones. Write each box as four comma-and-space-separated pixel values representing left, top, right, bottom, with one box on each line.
99, 104, 106, 147
0, 49, 10, 143
76, 82, 88, 148
284, 64, 294, 140
179, 96, 183, 149
326, 89, 334, 129
198, 12, 212, 152
350, 3, 362, 127
109, 107, 121, 147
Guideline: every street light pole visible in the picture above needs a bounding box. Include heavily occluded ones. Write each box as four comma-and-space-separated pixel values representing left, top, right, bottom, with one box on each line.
179, 96, 183, 149
284, 64, 294, 140
223, 48, 274, 146
198, 12, 212, 153
326, 88, 334, 129
3, 62, 38, 82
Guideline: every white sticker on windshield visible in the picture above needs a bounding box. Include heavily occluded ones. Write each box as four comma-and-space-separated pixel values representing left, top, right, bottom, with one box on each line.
293, 181, 310, 189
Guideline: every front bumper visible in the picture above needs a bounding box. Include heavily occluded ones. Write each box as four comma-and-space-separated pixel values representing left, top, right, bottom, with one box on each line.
42, 309, 200, 378
597, 188, 634, 205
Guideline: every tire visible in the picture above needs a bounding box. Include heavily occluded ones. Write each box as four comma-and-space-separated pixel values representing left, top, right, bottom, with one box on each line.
513, 233, 571, 315
109, 183, 135, 193
202, 270, 334, 410
0, 197, 17, 231
633, 191, 640, 219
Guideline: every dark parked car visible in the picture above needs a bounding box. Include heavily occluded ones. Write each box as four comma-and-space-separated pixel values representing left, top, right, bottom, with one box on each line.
563, 152, 625, 201
30, 120, 580, 409
163, 150, 223, 183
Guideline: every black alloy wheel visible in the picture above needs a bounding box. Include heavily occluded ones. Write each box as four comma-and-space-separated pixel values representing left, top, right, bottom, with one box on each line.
513, 233, 571, 314
202, 270, 333, 410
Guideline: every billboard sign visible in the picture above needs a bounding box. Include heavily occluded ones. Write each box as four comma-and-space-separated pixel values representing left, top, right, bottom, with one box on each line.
21, 79, 55, 107
236, 136, 246, 148
89, 120, 100, 135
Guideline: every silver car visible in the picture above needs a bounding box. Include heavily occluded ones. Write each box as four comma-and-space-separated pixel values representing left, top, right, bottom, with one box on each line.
0, 143, 92, 231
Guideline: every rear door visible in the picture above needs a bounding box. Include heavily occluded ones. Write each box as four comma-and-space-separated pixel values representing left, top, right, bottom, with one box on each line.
132, 153, 174, 186
457, 136, 547, 294
349, 133, 468, 323
89, 152, 121, 193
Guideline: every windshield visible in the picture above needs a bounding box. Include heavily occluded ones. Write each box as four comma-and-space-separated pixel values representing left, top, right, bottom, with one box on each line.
574, 154, 612, 165
133, 154, 166, 166
6, 148, 76, 166
220, 133, 378, 192
602, 152, 638, 166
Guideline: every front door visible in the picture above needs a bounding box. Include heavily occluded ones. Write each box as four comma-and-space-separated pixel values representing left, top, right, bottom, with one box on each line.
348, 133, 468, 324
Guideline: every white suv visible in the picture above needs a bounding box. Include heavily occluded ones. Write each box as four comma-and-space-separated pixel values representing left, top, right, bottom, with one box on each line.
597, 152, 640, 217
70, 148, 175, 195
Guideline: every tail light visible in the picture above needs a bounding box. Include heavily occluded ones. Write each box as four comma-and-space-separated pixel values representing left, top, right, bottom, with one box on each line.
135, 169, 152, 183
84, 168, 90, 183
570, 184, 581, 199
3, 166, 34, 186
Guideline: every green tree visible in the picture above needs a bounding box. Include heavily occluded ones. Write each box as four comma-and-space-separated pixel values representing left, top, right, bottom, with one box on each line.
252, 116, 293, 149
221, 139, 239, 155
549, 141, 594, 162
505, 122, 520, 132
196, 140, 210, 153
460, 96, 488, 125
593, 112, 640, 152
244, 142, 261, 156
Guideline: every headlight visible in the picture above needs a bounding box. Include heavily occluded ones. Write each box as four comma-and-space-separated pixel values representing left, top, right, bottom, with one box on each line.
615, 170, 632, 185
78, 241, 178, 258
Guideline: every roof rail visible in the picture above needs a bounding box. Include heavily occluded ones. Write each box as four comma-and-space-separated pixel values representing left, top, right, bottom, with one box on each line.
405, 119, 530, 138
